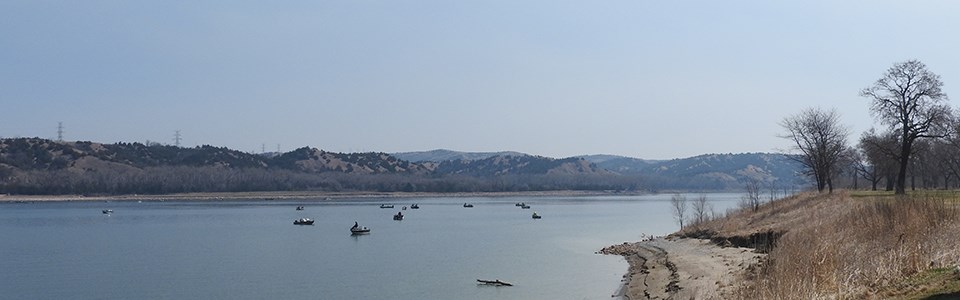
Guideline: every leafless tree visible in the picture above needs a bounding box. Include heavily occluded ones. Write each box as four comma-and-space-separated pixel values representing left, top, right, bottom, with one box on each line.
861, 60, 951, 195
859, 128, 901, 191
670, 193, 688, 229
691, 194, 710, 225
742, 178, 763, 212
780, 107, 849, 193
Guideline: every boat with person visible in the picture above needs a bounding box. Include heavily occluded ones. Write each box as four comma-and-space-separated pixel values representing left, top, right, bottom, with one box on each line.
102, 209, 113, 214
296, 206, 304, 211
350, 221, 370, 234
380, 204, 394, 209
515, 202, 524, 207
410, 204, 420, 209
393, 211, 404, 220
477, 279, 513, 286
532, 212, 541, 219
520, 204, 530, 209
463, 203, 474, 208
293, 218, 315, 225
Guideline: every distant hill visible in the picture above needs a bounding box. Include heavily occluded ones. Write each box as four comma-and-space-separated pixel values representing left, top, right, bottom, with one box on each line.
433, 155, 610, 176
0, 138, 807, 195
392, 149, 528, 162
273, 147, 431, 174
0, 138, 616, 195
582, 152, 805, 189
576, 154, 662, 172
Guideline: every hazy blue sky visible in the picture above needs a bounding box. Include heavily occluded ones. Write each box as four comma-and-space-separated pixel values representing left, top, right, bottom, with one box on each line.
2, 1, 958, 159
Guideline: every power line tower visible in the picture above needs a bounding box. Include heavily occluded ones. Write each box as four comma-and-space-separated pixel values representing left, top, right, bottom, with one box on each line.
277, 144, 281, 153
57, 122, 64, 142
262, 143, 266, 154
174, 130, 182, 147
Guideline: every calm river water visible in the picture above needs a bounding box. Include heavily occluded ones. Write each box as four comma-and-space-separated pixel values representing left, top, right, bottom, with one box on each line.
0, 194, 742, 299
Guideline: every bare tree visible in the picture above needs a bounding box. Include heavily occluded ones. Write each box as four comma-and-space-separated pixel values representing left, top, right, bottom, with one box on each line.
859, 128, 901, 191
780, 107, 849, 193
861, 60, 951, 195
852, 144, 881, 191
670, 193, 688, 229
691, 194, 709, 226
742, 178, 763, 212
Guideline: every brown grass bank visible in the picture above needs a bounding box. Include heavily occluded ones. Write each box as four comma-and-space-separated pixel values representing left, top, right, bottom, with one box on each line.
678, 191, 960, 299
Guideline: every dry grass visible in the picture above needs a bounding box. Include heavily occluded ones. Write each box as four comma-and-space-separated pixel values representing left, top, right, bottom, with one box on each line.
742, 192, 960, 299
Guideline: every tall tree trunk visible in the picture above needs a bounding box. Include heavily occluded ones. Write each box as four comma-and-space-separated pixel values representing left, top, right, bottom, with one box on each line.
852, 170, 858, 190
896, 139, 910, 195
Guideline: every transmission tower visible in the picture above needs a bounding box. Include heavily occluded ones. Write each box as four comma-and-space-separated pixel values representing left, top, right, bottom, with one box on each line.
277, 144, 281, 153
174, 130, 182, 147
262, 143, 266, 154
57, 122, 64, 142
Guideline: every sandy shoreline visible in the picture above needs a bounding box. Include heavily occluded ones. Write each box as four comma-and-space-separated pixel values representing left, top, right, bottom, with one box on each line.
0, 190, 644, 202
602, 237, 763, 299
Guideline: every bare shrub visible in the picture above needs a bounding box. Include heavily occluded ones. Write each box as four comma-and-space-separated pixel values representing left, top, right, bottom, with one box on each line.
691, 194, 710, 226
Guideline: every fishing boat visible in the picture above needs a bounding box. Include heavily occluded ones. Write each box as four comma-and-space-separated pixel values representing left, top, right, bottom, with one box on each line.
410, 204, 420, 209
102, 209, 113, 214
515, 202, 524, 207
532, 212, 542, 219
463, 203, 474, 208
296, 206, 304, 211
393, 212, 404, 220
477, 279, 513, 286
520, 204, 530, 209
380, 204, 394, 209
350, 222, 370, 234
402, 206, 407, 210
293, 218, 315, 225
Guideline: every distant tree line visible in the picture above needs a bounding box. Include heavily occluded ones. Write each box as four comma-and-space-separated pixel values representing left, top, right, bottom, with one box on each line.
0, 166, 648, 195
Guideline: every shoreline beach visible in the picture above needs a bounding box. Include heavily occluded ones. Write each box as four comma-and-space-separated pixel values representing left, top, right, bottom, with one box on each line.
601, 237, 763, 299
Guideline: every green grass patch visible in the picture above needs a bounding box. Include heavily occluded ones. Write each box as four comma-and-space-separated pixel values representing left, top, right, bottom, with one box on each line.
849, 189, 960, 203
849, 190, 896, 198
881, 267, 960, 300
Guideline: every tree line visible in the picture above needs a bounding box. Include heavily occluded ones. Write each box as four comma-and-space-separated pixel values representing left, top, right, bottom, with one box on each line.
781, 60, 954, 195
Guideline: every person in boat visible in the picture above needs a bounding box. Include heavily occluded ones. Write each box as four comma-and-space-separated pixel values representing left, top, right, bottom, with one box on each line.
352, 221, 358, 229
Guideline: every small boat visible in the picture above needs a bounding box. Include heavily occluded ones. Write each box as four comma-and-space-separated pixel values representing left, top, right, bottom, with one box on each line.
393, 212, 404, 220
520, 204, 530, 209
102, 209, 113, 214
402, 206, 407, 210
532, 212, 542, 219
515, 202, 524, 207
294, 218, 315, 225
410, 204, 420, 209
463, 203, 474, 208
477, 279, 513, 286
350, 222, 370, 234
296, 206, 305, 211
380, 204, 394, 209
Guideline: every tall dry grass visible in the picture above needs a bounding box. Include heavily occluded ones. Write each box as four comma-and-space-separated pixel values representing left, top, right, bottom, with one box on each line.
745, 194, 960, 299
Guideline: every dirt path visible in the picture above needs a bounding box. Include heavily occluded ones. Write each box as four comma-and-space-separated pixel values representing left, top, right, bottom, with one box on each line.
602, 238, 763, 299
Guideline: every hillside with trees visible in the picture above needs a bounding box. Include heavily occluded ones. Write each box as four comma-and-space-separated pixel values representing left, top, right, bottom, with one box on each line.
0, 138, 807, 195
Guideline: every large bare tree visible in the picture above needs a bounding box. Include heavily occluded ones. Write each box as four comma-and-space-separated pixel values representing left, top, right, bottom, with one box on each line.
860, 60, 951, 194
780, 107, 849, 193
